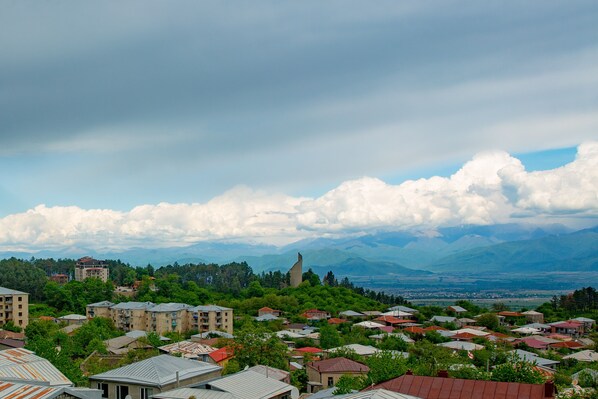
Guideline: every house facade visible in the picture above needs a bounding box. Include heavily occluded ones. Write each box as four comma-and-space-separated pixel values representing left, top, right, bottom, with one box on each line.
75, 257, 110, 282
306, 357, 369, 393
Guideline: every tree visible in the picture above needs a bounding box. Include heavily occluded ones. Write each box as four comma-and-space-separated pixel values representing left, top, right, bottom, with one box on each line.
323, 271, 338, 287
302, 269, 321, 286
476, 313, 500, 331
491, 357, 545, 384
319, 325, 342, 349
231, 325, 289, 370
334, 375, 365, 394
365, 350, 407, 384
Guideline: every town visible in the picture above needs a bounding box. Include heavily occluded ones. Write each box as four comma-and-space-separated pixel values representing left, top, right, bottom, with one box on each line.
0, 256, 596, 399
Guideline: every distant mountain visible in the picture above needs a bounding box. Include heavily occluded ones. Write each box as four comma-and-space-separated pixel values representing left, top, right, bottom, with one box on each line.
309, 257, 432, 278
429, 226, 598, 273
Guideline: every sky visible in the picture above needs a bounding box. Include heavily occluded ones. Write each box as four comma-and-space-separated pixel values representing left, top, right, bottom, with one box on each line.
0, 1, 597, 251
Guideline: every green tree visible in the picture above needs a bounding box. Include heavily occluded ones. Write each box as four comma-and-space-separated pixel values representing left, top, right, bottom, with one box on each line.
491, 358, 545, 384
334, 374, 366, 394
231, 325, 289, 370
319, 325, 342, 349
476, 313, 500, 331
365, 350, 407, 384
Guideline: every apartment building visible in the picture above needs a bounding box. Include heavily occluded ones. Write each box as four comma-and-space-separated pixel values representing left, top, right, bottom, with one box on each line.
0, 287, 29, 329
75, 256, 110, 282
189, 305, 233, 335
86, 301, 233, 335
111, 302, 156, 332
147, 303, 193, 334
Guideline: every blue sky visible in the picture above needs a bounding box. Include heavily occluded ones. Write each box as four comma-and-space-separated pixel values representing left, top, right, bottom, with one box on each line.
0, 2, 597, 250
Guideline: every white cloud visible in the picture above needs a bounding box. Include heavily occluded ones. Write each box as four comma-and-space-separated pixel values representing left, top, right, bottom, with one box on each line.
0, 143, 597, 251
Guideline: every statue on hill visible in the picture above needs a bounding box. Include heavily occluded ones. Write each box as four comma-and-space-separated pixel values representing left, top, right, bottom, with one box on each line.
289, 252, 303, 288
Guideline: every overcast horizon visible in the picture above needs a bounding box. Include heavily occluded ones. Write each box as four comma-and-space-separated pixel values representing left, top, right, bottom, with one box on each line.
1, 2, 597, 252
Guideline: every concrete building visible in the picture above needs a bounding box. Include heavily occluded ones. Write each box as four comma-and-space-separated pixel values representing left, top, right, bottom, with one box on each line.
148, 303, 193, 334
0, 287, 29, 329
189, 305, 234, 335
289, 253, 303, 288
86, 301, 233, 335
89, 354, 221, 399
75, 257, 110, 282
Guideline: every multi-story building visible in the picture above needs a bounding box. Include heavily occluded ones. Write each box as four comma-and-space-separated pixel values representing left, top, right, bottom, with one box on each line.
147, 303, 193, 334
75, 256, 110, 282
49, 274, 69, 285
86, 301, 233, 335
189, 305, 234, 335
111, 302, 155, 332
86, 300, 115, 319
0, 287, 29, 329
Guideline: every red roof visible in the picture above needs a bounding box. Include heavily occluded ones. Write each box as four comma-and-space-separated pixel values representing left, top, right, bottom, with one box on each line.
259, 307, 274, 312
550, 341, 583, 349
375, 315, 413, 324
451, 332, 480, 340
498, 311, 524, 317
517, 338, 550, 349
552, 322, 582, 329
369, 374, 555, 399
209, 346, 234, 363
307, 357, 369, 373
328, 318, 346, 325
379, 326, 395, 333
424, 326, 448, 332
404, 326, 425, 334
295, 347, 323, 353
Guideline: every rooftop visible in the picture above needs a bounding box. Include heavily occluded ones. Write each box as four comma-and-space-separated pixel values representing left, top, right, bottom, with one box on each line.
0, 287, 28, 295
205, 369, 298, 399
0, 348, 72, 386
369, 374, 555, 399
307, 357, 369, 373
89, 354, 221, 387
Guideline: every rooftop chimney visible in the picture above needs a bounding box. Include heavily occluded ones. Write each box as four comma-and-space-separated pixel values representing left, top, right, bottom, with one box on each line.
544, 381, 555, 398
406, 370, 413, 375
437, 370, 449, 378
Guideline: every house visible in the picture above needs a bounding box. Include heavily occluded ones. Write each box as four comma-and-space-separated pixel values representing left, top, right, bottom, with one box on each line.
512, 349, 560, 370
571, 317, 595, 332
248, 365, 290, 384
381, 310, 413, 319
148, 303, 194, 334
58, 314, 88, 325
89, 354, 221, 399
0, 381, 101, 399
327, 318, 346, 325
375, 316, 415, 326
191, 330, 234, 341
550, 321, 584, 337
327, 344, 379, 357
0, 348, 72, 386
563, 350, 598, 363
151, 388, 237, 399
104, 335, 152, 355
368, 373, 556, 399
522, 310, 544, 324
258, 307, 282, 317
520, 323, 552, 333
447, 305, 467, 314
0, 287, 29, 329
208, 346, 235, 367
437, 341, 484, 351
301, 309, 330, 320
429, 316, 456, 324
201, 369, 299, 399
457, 318, 477, 327
158, 341, 217, 362
388, 305, 418, 314
86, 301, 115, 319
353, 321, 385, 330
0, 338, 25, 350
339, 310, 365, 318
49, 273, 69, 285
369, 332, 414, 344
306, 357, 369, 393
310, 388, 422, 399
256, 314, 280, 322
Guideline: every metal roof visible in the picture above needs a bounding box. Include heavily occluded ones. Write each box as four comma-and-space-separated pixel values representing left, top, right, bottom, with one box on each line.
328, 344, 379, 356
430, 316, 457, 323
437, 342, 484, 351
370, 375, 554, 399
307, 357, 370, 373
194, 331, 234, 339
513, 350, 560, 367
87, 300, 114, 308
0, 381, 100, 399
150, 303, 193, 312
158, 341, 217, 357
58, 314, 87, 320
388, 306, 418, 313
192, 305, 232, 312
111, 301, 155, 310
152, 387, 238, 399
340, 389, 422, 399
0, 348, 72, 386
89, 354, 221, 387
339, 310, 365, 317
0, 287, 28, 295
248, 365, 289, 382
206, 369, 299, 399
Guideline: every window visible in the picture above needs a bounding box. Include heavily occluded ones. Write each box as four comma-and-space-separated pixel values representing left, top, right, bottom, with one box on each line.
141, 387, 153, 399
327, 377, 334, 387
18, 312, 22, 316
116, 385, 129, 399
18, 297, 22, 301
18, 305, 22, 309
97, 383, 109, 398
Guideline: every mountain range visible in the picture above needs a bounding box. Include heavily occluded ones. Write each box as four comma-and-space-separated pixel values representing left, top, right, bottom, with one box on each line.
1, 223, 596, 278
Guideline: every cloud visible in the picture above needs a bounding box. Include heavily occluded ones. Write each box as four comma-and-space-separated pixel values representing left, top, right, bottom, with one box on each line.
0, 143, 596, 252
